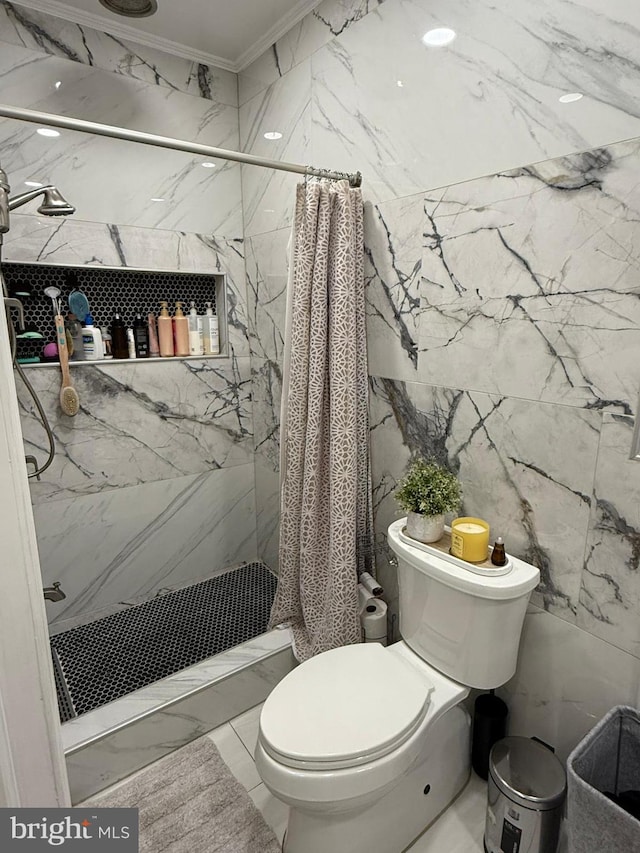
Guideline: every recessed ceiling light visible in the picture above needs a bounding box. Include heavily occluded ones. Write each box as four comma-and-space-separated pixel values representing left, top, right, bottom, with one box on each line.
397, 80, 404, 87
24, 181, 44, 187
264, 131, 283, 140
422, 27, 457, 47
54, 81, 62, 89
558, 92, 583, 103
98, 0, 157, 17
37, 128, 60, 137
150, 197, 165, 202
201, 161, 216, 168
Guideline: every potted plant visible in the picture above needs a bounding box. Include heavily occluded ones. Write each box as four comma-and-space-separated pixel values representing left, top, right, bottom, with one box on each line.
395, 457, 462, 543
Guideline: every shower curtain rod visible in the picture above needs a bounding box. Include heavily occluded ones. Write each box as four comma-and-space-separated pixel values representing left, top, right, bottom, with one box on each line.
0, 103, 363, 187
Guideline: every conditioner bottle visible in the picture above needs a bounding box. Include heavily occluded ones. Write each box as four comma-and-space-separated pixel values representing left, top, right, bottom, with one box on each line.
157, 301, 174, 357
189, 300, 204, 356
205, 301, 220, 354
173, 301, 189, 357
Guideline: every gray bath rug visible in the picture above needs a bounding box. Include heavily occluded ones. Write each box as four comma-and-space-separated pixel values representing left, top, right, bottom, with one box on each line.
85, 736, 282, 853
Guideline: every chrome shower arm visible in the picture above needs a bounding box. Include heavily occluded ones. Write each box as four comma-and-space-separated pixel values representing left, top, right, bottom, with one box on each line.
8, 186, 55, 210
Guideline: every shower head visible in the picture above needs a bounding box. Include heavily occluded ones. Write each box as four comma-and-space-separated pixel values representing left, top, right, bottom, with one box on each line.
8, 185, 75, 216
37, 187, 75, 216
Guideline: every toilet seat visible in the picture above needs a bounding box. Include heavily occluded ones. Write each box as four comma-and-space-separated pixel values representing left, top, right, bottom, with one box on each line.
259, 643, 434, 771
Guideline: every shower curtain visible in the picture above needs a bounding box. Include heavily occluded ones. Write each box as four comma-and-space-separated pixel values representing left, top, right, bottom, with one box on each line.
269, 179, 374, 662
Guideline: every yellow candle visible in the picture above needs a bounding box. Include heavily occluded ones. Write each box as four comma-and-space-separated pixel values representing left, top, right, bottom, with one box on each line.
451, 517, 490, 563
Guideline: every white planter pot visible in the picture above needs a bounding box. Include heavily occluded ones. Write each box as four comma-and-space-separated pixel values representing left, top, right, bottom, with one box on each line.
406, 511, 445, 544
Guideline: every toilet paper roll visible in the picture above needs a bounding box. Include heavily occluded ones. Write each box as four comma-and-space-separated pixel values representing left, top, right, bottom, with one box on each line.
360, 571, 383, 597
361, 598, 388, 646
358, 583, 374, 614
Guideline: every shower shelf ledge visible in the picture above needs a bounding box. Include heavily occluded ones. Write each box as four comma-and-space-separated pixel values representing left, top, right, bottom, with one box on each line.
20, 353, 228, 368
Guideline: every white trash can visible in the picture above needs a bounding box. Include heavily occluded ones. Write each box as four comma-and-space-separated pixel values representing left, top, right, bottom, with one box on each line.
484, 736, 566, 853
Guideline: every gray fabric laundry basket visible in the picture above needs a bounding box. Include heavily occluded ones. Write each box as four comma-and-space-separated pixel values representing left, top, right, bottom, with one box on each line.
567, 705, 640, 852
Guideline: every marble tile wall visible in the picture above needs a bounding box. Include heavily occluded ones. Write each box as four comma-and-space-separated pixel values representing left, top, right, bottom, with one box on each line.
368, 136, 640, 755
0, 2, 237, 104
240, 0, 640, 756
6, 218, 256, 627
0, 1, 241, 235
239, 0, 640, 237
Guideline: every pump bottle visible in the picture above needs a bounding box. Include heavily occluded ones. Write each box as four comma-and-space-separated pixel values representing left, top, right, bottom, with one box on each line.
189, 300, 204, 356
110, 312, 128, 360
158, 302, 174, 357
205, 301, 220, 354
173, 301, 189, 357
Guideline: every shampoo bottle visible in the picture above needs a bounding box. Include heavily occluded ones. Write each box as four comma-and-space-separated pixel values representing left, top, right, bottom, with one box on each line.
110, 312, 129, 359
205, 302, 220, 354
147, 312, 160, 357
173, 301, 189, 357
189, 300, 204, 356
158, 301, 174, 357
82, 313, 104, 360
133, 312, 149, 358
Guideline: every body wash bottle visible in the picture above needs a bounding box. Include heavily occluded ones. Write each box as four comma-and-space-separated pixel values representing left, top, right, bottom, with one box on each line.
148, 312, 160, 357
173, 301, 189, 357
158, 302, 174, 357
189, 300, 204, 356
82, 313, 104, 360
205, 302, 220, 354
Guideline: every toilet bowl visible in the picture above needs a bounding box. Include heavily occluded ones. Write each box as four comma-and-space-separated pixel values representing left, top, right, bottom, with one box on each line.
256, 641, 471, 853
256, 519, 540, 853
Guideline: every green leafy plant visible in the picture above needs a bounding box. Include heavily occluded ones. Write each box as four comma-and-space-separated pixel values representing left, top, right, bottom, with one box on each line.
395, 458, 462, 517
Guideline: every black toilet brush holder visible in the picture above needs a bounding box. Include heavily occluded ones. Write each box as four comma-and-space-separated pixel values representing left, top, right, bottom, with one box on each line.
471, 692, 509, 780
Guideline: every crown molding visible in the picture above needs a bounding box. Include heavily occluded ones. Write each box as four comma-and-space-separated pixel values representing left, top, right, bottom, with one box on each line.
235, 0, 320, 71
12, 0, 323, 74
11, 0, 237, 71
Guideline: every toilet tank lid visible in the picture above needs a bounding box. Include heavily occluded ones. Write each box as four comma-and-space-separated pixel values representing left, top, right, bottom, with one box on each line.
387, 519, 540, 600
259, 643, 434, 769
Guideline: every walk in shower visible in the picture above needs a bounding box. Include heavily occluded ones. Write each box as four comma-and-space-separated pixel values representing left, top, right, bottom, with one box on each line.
0, 97, 300, 801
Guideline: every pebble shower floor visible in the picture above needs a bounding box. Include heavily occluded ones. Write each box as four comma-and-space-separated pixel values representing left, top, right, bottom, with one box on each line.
50, 562, 277, 722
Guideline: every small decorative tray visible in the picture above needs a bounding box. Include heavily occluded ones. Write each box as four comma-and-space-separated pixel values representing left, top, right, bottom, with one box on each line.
398, 526, 513, 577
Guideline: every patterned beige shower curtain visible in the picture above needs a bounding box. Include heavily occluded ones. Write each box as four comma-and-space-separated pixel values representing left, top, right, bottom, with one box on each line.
269, 179, 374, 662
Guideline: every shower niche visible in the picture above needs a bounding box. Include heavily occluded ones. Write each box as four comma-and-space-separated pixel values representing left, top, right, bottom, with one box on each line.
3, 261, 226, 364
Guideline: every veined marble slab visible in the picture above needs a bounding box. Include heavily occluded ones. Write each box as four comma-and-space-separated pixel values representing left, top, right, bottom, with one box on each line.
239, 0, 384, 104
37, 465, 258, 626
502, 605, 640, 761
421, 139, 640, 411
0, 0, 237, 105
577, 414, 640, 658
18, 356, 253, 504
369, 376, 601, 622
3, 216, 250, 357
64, 628, 294, 803
255, 460, 280, 573
246, 228, 287, 471
239, 59, 311, 238
310, 0, 640, 207
0, 41, 241, 235
246, 228, 288, 365
364, 193, 423, 382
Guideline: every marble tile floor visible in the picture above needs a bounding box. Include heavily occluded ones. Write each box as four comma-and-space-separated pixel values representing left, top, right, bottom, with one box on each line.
87, 700, 496, 852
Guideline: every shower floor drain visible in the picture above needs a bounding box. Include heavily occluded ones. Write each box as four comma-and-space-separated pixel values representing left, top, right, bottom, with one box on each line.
50, 561, 277, 722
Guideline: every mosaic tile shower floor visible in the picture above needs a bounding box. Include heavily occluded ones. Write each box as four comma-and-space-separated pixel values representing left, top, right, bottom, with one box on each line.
51, 562, 277, 722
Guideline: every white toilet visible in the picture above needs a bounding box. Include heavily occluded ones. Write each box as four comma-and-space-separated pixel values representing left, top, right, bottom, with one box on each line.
255, 518, 540, 853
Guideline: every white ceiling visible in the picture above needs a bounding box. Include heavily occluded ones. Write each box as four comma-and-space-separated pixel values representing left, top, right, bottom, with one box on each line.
15, 0, 322, 71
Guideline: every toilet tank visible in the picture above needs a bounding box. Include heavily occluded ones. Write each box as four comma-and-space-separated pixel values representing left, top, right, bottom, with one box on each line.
387, 519, 540, 689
